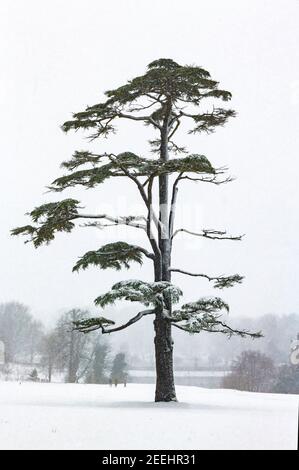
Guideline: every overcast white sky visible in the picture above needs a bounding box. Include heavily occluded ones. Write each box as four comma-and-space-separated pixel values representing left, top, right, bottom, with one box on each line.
0, 0, 298, 325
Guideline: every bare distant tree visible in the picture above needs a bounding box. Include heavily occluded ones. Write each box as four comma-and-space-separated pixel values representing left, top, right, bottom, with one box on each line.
27, 319, 44, 364
55, 309, 97, 383
40, 331, 61, 382
222, 350, 276, 393
0, 302, 43, 363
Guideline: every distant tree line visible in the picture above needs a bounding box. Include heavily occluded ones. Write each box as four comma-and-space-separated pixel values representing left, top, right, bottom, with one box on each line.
0, 302, 128, 384
1, 301, 298, 393
172, 313, 299, 368
222, 350, 299, 394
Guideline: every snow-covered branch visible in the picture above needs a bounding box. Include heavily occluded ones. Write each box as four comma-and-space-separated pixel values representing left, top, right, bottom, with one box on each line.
171, 321, 261, 338
78, 214, 147, 231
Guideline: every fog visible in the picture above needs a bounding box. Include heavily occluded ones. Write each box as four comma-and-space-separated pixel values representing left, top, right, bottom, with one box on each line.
0, 0, 298, 327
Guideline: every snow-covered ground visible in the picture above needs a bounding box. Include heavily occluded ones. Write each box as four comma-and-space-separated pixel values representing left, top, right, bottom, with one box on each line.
0, 381, 298, 450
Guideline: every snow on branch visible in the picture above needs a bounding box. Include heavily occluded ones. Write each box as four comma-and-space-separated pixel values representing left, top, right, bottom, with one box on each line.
171, 298, 262, 338
80, 215, 147, 231
74, 279, 185, 335
172, 321, 262, 338
94, 280, 183, 309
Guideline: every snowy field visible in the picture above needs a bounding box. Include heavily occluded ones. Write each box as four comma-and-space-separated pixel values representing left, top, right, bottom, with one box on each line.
0, 381, 298, 450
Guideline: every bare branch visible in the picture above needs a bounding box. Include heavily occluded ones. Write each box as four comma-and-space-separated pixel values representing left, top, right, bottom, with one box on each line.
106, 154, 161, 255
168, 140, 187, 154
169, 172, 183, 240
180, 174, 234, 185
107, 154, 149, 206
128, 100, 159, 113
144, 93, 164, 104
172, 228, 244, 241
76, 309, 155, 334
146, 175, 161, 259
118, 112, 162, 130
169, 268, 244, 289
168, 119, 181, 139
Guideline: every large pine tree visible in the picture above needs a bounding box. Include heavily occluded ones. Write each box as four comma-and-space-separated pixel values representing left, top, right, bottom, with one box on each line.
12, 59, 260, 401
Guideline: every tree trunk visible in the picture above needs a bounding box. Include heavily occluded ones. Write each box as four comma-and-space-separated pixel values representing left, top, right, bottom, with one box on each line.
154, 252, 176, 402
154, 107, 177, 402
154, 315, 176, 401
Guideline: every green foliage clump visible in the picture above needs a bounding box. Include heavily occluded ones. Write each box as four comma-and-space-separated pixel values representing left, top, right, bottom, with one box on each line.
62, 58, 235, 140
73, 242, 145, 272
50, 152, 215, 192
61, 151, 105, 171
11, 199, 80, 247
73, 316, 115, 332
213, 274, 244, 289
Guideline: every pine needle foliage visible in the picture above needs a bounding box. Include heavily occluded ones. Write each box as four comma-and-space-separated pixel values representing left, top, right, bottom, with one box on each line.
72, 242, 145, 272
